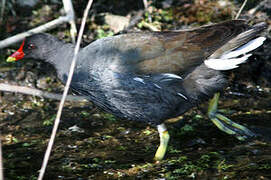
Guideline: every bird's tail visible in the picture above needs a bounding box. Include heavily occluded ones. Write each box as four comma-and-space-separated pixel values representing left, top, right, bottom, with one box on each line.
183, 22, 267, 101
204, 22, 267, 70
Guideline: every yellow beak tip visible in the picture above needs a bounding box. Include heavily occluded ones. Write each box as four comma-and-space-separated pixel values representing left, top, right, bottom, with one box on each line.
6, 57, 16, 62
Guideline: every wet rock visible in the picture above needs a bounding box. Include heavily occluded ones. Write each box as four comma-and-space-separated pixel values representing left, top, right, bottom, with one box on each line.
68, 125, 85, 133
104, 13, 130, 33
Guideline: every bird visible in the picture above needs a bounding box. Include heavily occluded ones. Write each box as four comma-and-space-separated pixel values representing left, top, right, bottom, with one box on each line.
6, 20, 267, 161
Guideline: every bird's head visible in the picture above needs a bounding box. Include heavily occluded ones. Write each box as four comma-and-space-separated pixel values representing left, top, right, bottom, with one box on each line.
7, 33, 62, 62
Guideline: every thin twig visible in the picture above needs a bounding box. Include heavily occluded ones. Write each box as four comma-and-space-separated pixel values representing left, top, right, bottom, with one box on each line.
0, 134, 3, 180
248, 0, 267, 16
0, 16, 69, 49
0, 0, 6, 22
235, 0, 248, 19
143, 0, 148, 9
0, 0, 76, 49
142, 0, 152, 23
62, 0, 77, 43
124, 10, 144, 31
0, 83, 86, 101
37, 0, 93, 179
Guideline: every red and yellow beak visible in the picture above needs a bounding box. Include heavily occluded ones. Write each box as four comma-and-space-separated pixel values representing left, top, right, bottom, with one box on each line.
6, 40, 25, 62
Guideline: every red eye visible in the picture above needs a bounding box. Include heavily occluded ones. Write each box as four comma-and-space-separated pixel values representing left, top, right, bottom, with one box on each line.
28, 44, 35, 49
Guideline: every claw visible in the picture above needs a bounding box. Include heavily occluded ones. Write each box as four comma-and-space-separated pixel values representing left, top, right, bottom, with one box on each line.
215, 113, 255, 138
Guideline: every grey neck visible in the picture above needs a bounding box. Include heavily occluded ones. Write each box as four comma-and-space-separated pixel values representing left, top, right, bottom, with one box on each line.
46, 43, 75, 82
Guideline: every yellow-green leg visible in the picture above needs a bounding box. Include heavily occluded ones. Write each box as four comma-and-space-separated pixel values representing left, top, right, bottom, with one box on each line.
208, 93, 256, 140
154, 123, 170, 161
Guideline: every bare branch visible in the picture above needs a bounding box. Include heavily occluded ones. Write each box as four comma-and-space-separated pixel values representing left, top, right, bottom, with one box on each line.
248, 0, 267, 16
143, 0, 152, 23
125, 10, 144, 31
0, 16, 69, 49
62, 0, 77, 43
0, 0, 6, 22
37, 0, 94, 179
235, 0, 248, 19
143, 0, 148, 9
0, 0, 77, 49
0, 83, 86, 101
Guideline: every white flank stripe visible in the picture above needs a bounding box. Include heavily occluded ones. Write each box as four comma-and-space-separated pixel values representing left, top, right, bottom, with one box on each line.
133, 77, 145, 84
154, 83, 162, 89
204, 54, 252, 70
162, 73, 183, 79
221, 37, 266, 59
177, 93, 188, 100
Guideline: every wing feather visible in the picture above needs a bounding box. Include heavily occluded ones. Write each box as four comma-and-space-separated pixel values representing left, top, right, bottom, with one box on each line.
110, 20, 249, 75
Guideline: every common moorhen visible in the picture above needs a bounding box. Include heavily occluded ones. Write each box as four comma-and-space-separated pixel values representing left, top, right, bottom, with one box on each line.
7, 20, 267, 161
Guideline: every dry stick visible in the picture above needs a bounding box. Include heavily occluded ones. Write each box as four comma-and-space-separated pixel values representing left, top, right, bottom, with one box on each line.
0, 0, 76, 49
248, 0, 267, 16
0, 83, 86, 101
37, 0, 94, 179
0, 0, 6, 22
125, 10, 144, 31
143, 0, 152, 23
235, 0, 248, 19
142, 0, 148, 9
62, 0, 77, 43
0, 136, 3, 180
0, 16, 69, 49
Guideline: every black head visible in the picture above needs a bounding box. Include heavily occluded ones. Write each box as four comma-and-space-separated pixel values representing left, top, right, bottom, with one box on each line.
7, 33, 63, 62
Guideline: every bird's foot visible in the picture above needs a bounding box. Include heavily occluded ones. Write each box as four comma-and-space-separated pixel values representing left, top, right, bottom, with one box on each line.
208, 93, 256, 141
154, 124, 170, 162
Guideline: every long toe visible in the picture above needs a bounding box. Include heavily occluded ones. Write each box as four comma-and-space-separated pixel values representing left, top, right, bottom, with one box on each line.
208, 93, 256, 140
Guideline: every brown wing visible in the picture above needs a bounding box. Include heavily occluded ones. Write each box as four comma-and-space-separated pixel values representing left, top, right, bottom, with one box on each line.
112, 20, 249, 75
